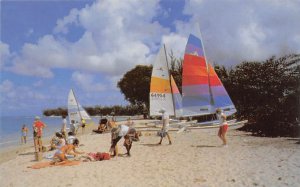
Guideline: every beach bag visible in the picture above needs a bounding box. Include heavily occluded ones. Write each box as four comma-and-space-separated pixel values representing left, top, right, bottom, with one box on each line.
157, 129, 166, 137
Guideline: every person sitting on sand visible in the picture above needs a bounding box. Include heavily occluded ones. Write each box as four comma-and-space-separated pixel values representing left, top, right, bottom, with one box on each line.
93, 118, 108, 134
52, 138, 84, 163
216, 108, 228, 146
21, 124, 28, 144
49, 132, 66, 151
67, 131, 76, 144
158, 108, 172, 145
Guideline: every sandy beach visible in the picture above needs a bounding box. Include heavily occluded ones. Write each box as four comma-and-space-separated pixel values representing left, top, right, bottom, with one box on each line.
0, 119, 299, 187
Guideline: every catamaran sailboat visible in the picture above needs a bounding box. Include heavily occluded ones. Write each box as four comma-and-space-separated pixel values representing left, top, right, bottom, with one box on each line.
67, 89, 93, 131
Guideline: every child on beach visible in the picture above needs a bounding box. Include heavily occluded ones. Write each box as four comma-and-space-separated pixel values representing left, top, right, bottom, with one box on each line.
52, 138, 84, 163
216, 108, 228, 146
21, 124, 28, 144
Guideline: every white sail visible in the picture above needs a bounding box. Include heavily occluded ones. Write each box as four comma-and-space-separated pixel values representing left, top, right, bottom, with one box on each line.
68, 89, 91, 126
150, 45, 175, 116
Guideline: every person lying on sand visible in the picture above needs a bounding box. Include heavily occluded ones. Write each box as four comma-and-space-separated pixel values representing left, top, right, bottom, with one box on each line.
52, 138, 84, 164
81, 152, 111, 162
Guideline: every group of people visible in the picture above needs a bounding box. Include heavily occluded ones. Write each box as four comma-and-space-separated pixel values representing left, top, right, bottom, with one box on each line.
23, 107, 229, 164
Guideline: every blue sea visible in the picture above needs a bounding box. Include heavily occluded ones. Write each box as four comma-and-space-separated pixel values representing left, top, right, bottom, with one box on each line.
0, 115, 130, 150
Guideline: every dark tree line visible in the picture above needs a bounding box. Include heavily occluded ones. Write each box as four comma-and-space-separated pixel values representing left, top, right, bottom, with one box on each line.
43, 104, 145, 117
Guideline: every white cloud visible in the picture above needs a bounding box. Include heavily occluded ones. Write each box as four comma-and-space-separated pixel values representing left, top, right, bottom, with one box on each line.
71, 71, 107, 92
0, 79, 48, 106
6, 0, 165, 80
0, 80, 14, 93
4, 0, 300, 80
180, 0, 300, 64
0, 42, 12, 70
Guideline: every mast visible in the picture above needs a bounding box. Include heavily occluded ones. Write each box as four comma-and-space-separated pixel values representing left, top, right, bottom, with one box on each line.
163, 44, 176, 117
196, 23, 215, 109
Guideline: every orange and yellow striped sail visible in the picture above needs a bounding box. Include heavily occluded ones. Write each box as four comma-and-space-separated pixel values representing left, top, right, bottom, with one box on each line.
149, 46, 175, 116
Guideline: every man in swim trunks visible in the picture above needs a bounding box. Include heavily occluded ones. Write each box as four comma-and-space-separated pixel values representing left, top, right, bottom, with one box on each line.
33, 116, 47, 152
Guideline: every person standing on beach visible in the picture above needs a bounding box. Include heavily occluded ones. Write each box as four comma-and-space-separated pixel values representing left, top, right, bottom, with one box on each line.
70, 120, 76, 134
21, 124, 28, 144
216, 108, 228, 146
81, 118, 86, 134
33, 116, 47, 152
61, 115, 67, 135
158, 108, 172, 145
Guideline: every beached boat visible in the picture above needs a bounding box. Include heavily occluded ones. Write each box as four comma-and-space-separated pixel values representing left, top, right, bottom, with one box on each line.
149, 45, 182, 118
67, 89, 93, 128
182, 31, 237, 123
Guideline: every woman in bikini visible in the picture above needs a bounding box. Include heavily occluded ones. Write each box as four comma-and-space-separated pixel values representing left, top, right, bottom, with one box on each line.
52, 138, 84, 163
216, 108, 229, 146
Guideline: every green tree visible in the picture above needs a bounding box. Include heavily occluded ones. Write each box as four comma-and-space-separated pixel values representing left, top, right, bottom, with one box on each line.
117, 65, 152, 107
230, 54, 300, 137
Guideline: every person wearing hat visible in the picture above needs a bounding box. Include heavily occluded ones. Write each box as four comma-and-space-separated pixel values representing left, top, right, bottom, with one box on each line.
158, 108, 172, 145
33, 116, 47, 152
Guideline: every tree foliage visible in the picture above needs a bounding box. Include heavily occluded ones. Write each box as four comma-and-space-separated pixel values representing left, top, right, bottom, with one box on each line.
43, 104, 144, 117
226, 54, 300, 137
117, 65, 152, 107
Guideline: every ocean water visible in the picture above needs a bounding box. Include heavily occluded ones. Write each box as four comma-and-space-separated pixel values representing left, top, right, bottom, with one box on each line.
0, 115, 130, 150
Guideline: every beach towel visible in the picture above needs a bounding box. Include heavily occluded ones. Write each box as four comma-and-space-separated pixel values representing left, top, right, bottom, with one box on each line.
28, 160, 80, 169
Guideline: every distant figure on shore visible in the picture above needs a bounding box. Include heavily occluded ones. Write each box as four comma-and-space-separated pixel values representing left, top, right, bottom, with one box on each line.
93, 118, 108, 134
75, 118, 86, 135
125, 117, 134, 127
21, 124, 28, 144
33, 116, 47, 152
61, 115, 67, 135
216, 108, 228, 146
52, 138, 84, 163
70, 120, 76, 134
158, 108, 172, 145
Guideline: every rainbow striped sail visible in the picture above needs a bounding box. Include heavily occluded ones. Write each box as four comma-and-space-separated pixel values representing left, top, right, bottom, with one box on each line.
150, 45, 182, 117
182, 34, 236, 117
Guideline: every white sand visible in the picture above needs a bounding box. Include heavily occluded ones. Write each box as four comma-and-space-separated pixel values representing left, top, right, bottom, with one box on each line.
0, 120, 299, 187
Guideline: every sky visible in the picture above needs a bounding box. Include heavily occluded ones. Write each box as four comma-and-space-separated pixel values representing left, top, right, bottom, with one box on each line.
1, 0, 300, 116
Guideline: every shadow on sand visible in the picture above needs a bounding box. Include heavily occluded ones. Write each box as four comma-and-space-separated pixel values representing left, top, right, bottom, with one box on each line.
191, 145, 217, 148
18, 151, 35, 156
140, 143, 162, 147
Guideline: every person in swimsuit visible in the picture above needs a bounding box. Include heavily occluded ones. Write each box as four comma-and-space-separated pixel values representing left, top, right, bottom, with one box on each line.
21, 124, 28, 144
216, 108, 229, 146
33, 116, 47, 152
52, 138, 84, 163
